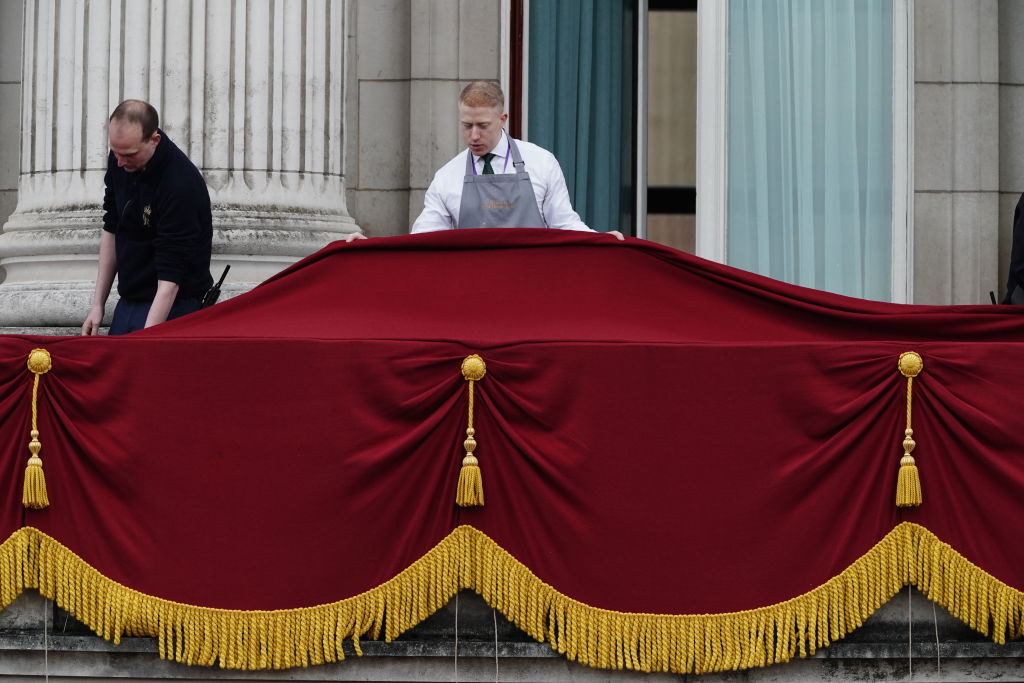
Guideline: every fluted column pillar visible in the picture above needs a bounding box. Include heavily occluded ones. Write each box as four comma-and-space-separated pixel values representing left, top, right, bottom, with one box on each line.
0, 0, 356, 328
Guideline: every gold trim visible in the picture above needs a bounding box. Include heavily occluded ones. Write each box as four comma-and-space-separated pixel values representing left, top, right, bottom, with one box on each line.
0, 523, 1021, 672
457, 355, 486, 506
22, 349, 52, 509
896, 351, 923, 507
460, 354, 487, 382
26, 349, 52, 375
898, 351, 923, 378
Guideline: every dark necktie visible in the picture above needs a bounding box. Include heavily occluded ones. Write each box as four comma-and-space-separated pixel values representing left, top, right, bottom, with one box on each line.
482, 153, 496, 174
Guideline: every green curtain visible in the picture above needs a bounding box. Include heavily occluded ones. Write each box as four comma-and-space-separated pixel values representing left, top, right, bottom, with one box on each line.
528, 0, 628, 232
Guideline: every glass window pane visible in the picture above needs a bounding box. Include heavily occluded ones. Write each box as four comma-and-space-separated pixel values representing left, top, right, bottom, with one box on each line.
646, 7, 697, 253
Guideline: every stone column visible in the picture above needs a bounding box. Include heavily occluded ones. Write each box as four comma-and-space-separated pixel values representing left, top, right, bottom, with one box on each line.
0, 1, 21, 232
0, 0, 357, 329
913, 0, 999, 305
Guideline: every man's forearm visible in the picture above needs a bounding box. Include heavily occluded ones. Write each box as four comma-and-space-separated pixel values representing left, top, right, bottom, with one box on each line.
82, 232, 118, 335
144, 280, 180, 328
90, 231, 117, 307
410, 183, 455, 232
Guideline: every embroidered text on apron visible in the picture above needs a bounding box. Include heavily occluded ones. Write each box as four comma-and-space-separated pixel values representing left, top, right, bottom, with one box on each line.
457, 135, 548, 229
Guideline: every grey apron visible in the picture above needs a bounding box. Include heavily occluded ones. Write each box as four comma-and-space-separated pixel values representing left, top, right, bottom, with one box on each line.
457, 136, 548, 229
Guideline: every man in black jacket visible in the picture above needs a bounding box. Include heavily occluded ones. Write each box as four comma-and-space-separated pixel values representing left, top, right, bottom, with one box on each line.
1006, 192, 1024, 304
82, 100, 213, 335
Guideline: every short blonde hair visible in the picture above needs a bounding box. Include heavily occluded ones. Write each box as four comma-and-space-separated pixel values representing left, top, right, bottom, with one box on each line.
459, 81, 504, 110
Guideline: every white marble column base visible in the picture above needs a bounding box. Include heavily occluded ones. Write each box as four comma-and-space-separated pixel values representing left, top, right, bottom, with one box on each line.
0, 213, 357, 327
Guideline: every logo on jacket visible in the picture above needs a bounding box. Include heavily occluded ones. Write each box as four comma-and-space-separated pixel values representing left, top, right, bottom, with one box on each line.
142, 205, 152, 227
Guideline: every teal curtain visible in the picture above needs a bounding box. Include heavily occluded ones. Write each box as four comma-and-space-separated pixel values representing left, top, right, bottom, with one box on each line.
728, 0, 893, 301
528, 0, 627, 232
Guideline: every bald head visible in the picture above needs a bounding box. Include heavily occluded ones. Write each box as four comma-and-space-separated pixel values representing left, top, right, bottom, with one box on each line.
109, 99, 159, 140
108, 100, 161, 173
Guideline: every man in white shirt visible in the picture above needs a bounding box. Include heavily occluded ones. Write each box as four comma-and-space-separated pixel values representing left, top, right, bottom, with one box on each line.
348, 81, 622, 240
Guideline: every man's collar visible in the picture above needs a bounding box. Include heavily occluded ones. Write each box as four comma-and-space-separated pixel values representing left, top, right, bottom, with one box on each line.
139, 128, 169, 176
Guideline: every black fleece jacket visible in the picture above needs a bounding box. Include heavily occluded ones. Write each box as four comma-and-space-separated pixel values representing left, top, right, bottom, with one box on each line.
1005, 192, 1024, 304
102, 130, 213, 301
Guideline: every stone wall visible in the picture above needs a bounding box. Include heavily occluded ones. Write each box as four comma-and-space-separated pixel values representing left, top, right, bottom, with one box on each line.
345, 0, 502, 237
914, 0, 1001, 304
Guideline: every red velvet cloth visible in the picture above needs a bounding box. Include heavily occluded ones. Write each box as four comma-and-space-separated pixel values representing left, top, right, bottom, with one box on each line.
2, 229, 1023, 613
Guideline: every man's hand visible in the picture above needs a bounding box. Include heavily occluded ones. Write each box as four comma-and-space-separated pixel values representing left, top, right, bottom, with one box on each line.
344, 232, 367, 242
81, 304, 105, 335
608, 230, 624, 241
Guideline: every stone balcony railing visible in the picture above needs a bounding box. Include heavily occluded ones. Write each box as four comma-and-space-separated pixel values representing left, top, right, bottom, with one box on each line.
1, 589, 1021, 682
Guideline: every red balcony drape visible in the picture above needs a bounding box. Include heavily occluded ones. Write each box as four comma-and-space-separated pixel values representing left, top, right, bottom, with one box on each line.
1, 230, 1022, 673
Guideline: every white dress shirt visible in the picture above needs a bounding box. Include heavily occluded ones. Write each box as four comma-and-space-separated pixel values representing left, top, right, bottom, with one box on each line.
411, 132, 593, 233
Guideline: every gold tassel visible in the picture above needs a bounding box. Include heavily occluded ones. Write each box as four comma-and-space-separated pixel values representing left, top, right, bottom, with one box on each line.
23, 349, 53, 510
896, 352, 923, 508
457, 437, 484, 507
23, 431, 48, 509
897, 453, 921, 507
457, 355, 487, 507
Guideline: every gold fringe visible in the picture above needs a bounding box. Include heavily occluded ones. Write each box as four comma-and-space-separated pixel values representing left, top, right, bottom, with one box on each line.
0, 522, 1021, 673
